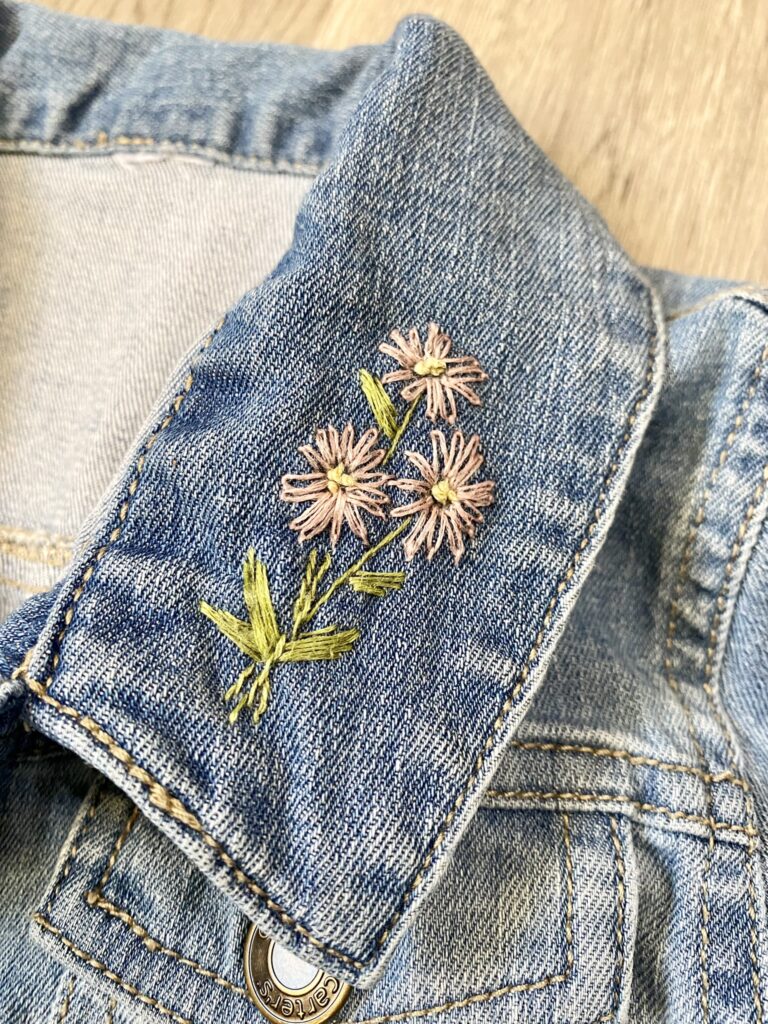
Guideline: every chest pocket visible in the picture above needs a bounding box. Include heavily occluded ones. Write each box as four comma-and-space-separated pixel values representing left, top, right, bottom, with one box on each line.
33, 783, 633, 1024
345, 806, 632, 1023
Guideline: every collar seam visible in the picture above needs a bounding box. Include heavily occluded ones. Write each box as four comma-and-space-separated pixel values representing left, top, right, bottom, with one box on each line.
0, 137, 321, 176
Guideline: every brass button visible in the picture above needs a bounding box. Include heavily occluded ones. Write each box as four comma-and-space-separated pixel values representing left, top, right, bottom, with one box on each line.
243, 924, 351, 1023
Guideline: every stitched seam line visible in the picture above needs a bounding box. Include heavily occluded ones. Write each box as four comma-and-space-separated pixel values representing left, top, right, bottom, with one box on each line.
46, 785, 103, 915
747, 833, 764, 1021
583, 816, 628, 1024
509, 739, 749, 790
57, 977, 75, 1022
24, 675, 364, 969
93, 806, 139, 893
88, 895, 250, 998
371, 303, 661, 954
33, 915, 192, 1024
87, 895, 249, 998
665, 340, 768, 768
484, 790, 755, 835
27, 294, 659, 970
604, 816, 626, 1023
664, 339, 768, 1022
105, 998, 117, 1024
703, 465, 768, 697
664, 336, 768, 691
85, 806, 248, 998
700, 812, 715, 1021
0, 136, 321, 176
40, 788, 221, 1024
348, 813, 575, 1024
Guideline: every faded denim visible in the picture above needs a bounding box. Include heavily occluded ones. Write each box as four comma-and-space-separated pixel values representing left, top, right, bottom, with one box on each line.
0, 3, 767, 1022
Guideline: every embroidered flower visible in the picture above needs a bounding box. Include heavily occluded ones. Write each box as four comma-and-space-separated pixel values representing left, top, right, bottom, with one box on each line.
204, 324, 496, 727
379, 322, 487, 423
390, 430, 495, 563
280, 424, 390, 547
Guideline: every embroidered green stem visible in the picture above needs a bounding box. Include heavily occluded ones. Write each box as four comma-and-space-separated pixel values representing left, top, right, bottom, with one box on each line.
291, 549, 332, 639
201, 533, 399, 725
301, 517, 411, 626
382, 395, 422, 465
224, 662, 255, 703
200, 550, 363, 725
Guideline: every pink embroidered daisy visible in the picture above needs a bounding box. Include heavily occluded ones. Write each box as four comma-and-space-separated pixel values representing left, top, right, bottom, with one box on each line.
390, 430, 495, 564
280, 424, 390, 547
379, 322, 487, 423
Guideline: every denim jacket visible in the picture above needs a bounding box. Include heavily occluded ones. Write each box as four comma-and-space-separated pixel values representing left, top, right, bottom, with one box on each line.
1, 3, 767, 1022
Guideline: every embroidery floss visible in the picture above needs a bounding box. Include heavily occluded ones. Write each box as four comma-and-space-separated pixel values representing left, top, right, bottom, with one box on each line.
390, 430, 495, 563
200, 549, 363, 724
280, 424, 390, 547
379, 322, 487, 423
201, 322, 494, 726
200, 521, 411, 725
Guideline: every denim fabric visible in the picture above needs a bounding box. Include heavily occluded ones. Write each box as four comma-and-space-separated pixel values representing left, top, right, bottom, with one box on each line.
0, 729, 96, 1020
0, 3, 767, 1023
0, 153, 309, 570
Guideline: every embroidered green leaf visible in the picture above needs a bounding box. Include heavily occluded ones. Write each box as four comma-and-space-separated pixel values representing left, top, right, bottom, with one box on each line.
359, 369, 398, 440
201, 524, 412, 726
243, 549, 280, 658
349, 570, 406, 597
291, 548, 332, 636
283, 627, 361, 662
224, 662, 256, 702
199, 603, 262, 661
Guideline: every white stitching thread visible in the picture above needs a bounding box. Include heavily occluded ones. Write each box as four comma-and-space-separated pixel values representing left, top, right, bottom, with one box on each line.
508, 738, 749, 790
484, 789, 755, 836
0, 136, 320, 176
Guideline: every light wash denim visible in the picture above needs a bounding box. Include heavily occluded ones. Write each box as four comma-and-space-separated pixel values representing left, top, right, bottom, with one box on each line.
1, 3, 767, 1022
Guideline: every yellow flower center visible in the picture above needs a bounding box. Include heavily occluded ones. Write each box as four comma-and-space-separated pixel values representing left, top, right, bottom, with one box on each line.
326, 462, 357, 494
431, 478, 458, 505
413, 356, 447, 377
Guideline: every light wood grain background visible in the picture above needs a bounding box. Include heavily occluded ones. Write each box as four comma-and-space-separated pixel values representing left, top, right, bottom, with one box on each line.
38, 0, 767, 283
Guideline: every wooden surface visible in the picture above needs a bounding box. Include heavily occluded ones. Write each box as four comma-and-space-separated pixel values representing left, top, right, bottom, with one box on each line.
38, 0, 767, 283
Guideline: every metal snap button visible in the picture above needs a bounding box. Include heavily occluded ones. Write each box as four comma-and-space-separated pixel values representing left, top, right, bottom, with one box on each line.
243, 924, 351, 1023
